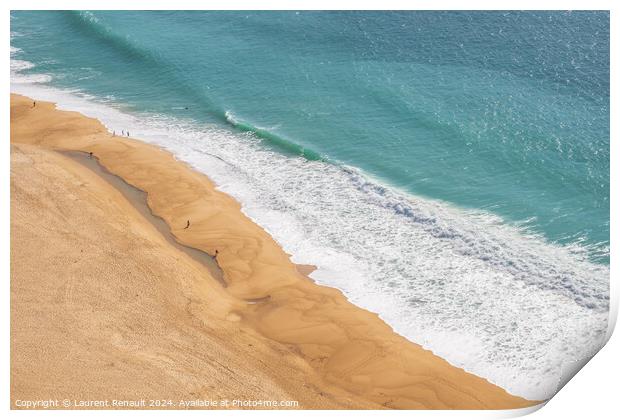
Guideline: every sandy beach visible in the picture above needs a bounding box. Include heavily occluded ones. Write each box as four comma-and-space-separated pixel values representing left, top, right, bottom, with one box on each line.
10, 93, 536, 409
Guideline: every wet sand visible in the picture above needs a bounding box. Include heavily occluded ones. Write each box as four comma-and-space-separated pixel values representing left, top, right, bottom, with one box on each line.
63, 150, 224, 284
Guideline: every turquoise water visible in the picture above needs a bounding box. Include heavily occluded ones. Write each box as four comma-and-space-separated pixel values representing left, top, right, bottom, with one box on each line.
11, 11, 610, 400
11, 11, 609, 261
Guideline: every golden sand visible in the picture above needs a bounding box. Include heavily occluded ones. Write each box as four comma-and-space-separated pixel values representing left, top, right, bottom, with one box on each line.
10, 93, 537, 409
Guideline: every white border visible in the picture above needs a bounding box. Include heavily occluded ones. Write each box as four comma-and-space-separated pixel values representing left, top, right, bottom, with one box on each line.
3, 2, 616, 419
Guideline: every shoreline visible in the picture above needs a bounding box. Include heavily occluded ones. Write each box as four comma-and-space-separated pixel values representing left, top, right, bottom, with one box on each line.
11, 82, 611, 402
11, 93, 537, 409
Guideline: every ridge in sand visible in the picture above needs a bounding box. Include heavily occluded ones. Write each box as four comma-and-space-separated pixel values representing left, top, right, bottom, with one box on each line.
10, 93, 538, 410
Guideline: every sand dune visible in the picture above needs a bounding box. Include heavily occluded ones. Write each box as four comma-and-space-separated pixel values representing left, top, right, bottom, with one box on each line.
10, 94, 536, 409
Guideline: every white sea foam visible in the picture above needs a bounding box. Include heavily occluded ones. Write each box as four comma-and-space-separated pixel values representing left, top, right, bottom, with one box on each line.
10, 55, 52, 84
11, 59, 34, 72
11, 66, 610, 401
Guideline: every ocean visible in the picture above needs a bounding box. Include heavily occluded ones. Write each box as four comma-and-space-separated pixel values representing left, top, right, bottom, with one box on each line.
10, 10, 610, 400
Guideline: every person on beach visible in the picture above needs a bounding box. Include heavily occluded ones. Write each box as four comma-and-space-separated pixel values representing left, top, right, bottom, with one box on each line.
184, 220, 190, 229
88, 152, 93, 159
127, 131, 130, 137
32, 101, 36, 108
122, 130, 125, 136
112, 130, 115, 137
